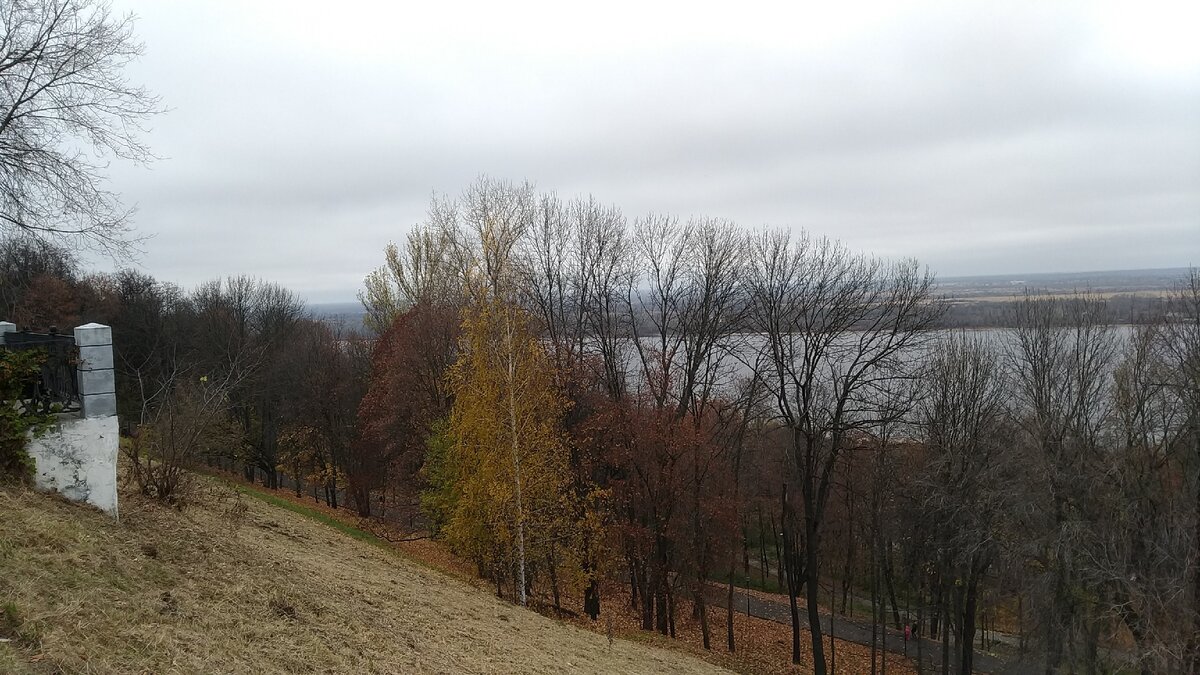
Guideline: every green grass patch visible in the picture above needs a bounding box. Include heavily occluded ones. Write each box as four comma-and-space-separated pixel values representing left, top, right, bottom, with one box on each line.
710, 570, 786, 594
1, 602, 21, 635
739, 572, 785, 594
0, 601, 40, 649
227, 482, 389, 549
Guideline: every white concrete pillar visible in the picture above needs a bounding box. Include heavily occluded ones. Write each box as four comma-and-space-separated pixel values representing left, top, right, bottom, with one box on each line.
74, 323, 116, 419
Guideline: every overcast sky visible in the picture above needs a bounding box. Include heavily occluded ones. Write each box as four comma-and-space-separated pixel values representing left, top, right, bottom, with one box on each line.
97, 0, 1200, 302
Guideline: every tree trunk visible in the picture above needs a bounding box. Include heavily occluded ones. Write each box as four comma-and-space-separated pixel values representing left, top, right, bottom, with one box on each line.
843, 479, 855, 617
771, 510, 784, 587
693, 471, 710, 649
727, 546, 736, 652
354, 486, 371, 518
629, 555, 639, 608
1047, 542, 1066, 675
884, 546, 902, 630
829, 582, 837, 675
941, 587, 950, 675
1117, 600, 1153, 675
742, 518, 750, 581
548, 551, 561, 611
758, 507, 769, 588
655, 584, 668, 635
1018, 593, 1025, 655
667, 585, 676, 638
871, 538, 879, 675
1190, 436, 1200, 674
842, 540, 854, 618
959, 569, 979, 675
506, 362, 527, 607
584, 578, 600, 620
782, 485, 802, 665
916, 589, 925, 675
640, 563, 654, 630
805, 525, 827, 675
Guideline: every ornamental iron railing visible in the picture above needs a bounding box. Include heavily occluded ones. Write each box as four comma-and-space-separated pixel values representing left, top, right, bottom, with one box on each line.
1, 328, 80, 413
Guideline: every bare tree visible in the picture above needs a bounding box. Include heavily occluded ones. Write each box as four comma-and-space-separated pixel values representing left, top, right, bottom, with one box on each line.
1005, 291, 1118, 673
1091, 320, 1192, 674
1158, 270, 1200, 672
122, 339, 253, 506
458, 176, 536, 302
108, 269, 191, 425
518, 193, 633, 379
578, 201, 635, 400
916, 332, 1016, 675
518, 192, 572, 363
0, 0, 162, 256
626, 214, 688, 409
618, 214, 750, 646
623, 215, 748, 408
0, 234, 75, 315
745, 230, 943, 673
293, 318, 370, 514
191, 276, 303, 487
358, 219, 461, 333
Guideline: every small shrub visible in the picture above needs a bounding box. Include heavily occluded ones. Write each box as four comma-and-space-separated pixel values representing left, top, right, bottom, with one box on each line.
221, 488, 249, 532
0, 350, 55, 482
123, 379, 241, 507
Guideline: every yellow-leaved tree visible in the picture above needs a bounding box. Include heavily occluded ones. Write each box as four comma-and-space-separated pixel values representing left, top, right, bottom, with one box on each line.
443, 296, 576, 606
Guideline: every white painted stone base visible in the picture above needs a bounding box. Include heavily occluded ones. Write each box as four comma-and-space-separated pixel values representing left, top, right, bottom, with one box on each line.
28, 414, 119, 516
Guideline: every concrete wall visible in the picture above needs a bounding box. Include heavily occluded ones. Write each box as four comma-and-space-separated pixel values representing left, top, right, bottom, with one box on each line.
28, 415, 119, 515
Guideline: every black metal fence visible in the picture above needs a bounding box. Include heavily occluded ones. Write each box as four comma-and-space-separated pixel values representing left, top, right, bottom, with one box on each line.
1, 329, 80, 413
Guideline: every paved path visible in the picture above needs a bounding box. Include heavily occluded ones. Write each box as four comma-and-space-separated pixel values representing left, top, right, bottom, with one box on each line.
709, 586, 1035, 674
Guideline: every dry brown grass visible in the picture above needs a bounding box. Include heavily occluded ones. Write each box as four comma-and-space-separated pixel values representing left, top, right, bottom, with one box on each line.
223, 478, 918, 675
0, 482, 728, 674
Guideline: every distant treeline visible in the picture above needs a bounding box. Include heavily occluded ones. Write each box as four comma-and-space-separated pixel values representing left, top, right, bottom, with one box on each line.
942, 292, 1172, 328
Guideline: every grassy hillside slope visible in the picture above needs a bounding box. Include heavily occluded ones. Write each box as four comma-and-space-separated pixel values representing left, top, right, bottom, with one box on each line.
0, 484, 727, 674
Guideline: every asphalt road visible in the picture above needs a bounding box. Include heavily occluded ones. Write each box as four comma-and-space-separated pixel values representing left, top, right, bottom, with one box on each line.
708, 586, 1038, 674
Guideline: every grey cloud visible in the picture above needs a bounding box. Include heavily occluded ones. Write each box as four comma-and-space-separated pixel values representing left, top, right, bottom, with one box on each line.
98, 0, 1199, 301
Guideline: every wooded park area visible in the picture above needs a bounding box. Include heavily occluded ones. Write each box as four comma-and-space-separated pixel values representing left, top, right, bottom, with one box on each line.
2, 176, 1197, 674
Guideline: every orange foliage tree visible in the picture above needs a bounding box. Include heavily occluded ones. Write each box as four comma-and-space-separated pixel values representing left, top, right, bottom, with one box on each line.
356, 302, 460, 519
